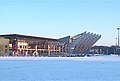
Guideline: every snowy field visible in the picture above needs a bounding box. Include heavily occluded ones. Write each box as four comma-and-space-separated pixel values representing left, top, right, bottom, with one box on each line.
0, 55, 120, 81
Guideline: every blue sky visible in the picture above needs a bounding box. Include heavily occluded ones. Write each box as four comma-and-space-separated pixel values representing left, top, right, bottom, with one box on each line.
0, 0, 120, 46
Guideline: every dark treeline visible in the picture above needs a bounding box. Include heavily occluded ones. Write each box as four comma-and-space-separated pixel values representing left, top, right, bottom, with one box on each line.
90, 45, 118, 55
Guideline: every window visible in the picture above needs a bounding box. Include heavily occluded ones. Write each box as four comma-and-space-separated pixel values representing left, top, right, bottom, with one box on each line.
5, 45, 8, 48
5, 49, 8, 53
1, 45, 3, 51
20, 46, 22, 48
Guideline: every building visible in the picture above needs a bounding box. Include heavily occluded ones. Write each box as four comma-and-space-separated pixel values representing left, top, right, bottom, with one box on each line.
0, 31, 101, 56
90, 45, 117, 55
0, 37, 9, 55
67, 32, 101, 56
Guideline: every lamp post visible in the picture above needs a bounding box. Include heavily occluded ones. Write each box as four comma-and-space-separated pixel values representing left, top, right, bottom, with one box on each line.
117, 28, 120, 47
116, 38, 117, 54
117, 28, 120, 56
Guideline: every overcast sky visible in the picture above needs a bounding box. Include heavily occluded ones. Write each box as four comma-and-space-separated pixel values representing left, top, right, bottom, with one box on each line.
0, 0, 120, 46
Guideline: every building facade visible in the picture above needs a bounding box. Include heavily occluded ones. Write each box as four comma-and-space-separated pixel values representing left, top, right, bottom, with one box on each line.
0, 31, 101, 56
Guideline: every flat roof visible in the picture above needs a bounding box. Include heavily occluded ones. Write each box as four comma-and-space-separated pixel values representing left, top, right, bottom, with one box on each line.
0, 34, 58, 41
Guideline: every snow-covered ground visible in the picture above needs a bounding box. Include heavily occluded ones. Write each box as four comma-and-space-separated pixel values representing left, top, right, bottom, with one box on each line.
0, 55, 120, 81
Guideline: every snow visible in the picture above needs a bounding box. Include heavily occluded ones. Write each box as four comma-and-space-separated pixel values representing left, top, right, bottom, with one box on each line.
0, 55, 120, 81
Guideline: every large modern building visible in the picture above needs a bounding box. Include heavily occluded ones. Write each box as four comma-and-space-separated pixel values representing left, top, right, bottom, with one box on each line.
0, 31, 101, 56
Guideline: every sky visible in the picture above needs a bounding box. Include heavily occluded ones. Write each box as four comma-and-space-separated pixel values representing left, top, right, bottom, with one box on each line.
0, 0, 120, 46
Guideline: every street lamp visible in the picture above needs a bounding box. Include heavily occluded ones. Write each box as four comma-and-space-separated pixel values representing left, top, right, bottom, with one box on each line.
117, 28, 120, 47
116, 38, 117, 46
116, 38, 118, 54
117, 28, 120, 56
